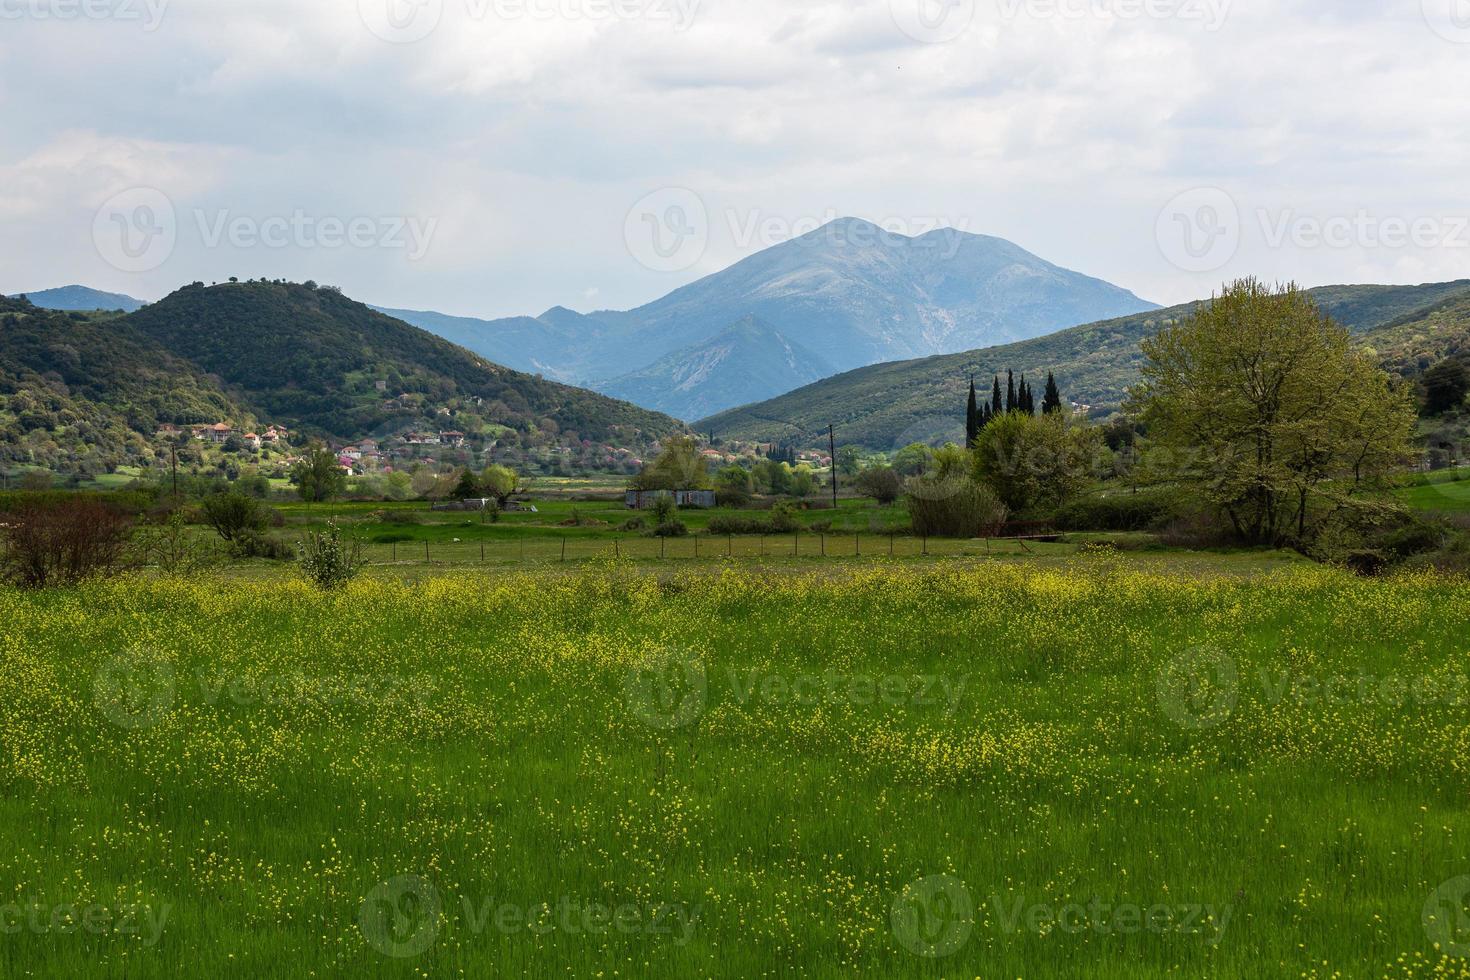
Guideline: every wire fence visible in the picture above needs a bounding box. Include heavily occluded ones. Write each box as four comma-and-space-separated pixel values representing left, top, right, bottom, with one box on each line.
363, 532, 1059, 566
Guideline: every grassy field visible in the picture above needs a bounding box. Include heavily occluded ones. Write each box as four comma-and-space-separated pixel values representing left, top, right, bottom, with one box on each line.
2, 561, 1469, 977
1395, 468, 1470, 515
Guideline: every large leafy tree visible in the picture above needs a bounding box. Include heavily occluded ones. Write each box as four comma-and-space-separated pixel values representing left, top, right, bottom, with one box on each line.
629, 436, 710, 491
1130, 279, 1416, 546
291, 446, 347, 503
972, 411, 1100, 513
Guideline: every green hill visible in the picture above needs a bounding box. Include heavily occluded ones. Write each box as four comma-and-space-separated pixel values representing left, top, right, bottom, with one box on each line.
1, 282, 687, 477
701, 280, 1470, 449
120, 281, 686, 444
0, 296, 249, 476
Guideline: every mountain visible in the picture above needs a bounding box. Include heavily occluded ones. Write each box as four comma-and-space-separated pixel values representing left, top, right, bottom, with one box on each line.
9, 285, 147, 313
380, 217, 1158, 419
599, 316, 835, 421
1360, 289, 1470, 381
700, 280, 1470, 449
121, 281, 685, 445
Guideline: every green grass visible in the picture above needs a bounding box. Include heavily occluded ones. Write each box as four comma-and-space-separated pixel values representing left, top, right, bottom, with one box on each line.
1395, 467, 1470, 514
2, 562, 1468, 977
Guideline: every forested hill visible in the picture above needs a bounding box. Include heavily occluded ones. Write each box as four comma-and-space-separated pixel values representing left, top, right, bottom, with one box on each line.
119, 281, 687, 444
0, 296, 250, 474
699, 279, 1470, 449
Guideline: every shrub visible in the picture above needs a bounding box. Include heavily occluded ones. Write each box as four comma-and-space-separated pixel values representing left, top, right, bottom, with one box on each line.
381, 509, 425, 525
296, 521, 365, 589
135, 512, 219, 574
200, 493, 271, 552
0, 498, 134, 588
1052, 489, 1185, 532
707, 503, 801, 536
853, 465, 902, 505
651, 520, 688, 538
651, 495, 677, 525
619, 517, 646, 532
906, 476, 1008, 538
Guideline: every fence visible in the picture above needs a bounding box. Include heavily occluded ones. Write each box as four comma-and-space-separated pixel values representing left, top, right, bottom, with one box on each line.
365, 532, 1063, 566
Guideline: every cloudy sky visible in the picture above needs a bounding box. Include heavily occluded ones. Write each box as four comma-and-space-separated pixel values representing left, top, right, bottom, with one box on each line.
2, 0, 1467, 318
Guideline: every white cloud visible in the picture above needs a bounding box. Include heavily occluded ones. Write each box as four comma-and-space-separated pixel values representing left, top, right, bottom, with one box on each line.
1, 0, 1467, 313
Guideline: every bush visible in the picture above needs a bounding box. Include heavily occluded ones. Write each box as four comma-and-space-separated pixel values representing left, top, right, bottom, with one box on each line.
651, 520, 688, 538
707, 503, 801, 536
853, 465, 902, 505
618, 517, 646, 532
296, 521, 365, 589
651, 495, 677, 525
233, 532, 295, 561
906, 476, 1008, 538
1052, 489, 1185, 532
0, 498, 134, 588
134, 512, 219, 574
200, 493, 271, 552
381, 509, 425, 525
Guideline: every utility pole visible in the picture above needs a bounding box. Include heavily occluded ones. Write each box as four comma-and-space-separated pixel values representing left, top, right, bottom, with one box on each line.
828, 424, 838, 510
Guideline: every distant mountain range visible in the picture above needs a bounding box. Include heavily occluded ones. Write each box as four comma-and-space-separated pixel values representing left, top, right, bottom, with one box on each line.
699, 280, 1470, 449
378, 217, 1158, 420
8, 285, 148, 313
0, 282, 685, 475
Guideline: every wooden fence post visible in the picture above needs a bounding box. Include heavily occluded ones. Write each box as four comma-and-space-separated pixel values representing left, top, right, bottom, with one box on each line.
425, 540, 430, 564
855, 533, 860, 557
561, 538, 566, 562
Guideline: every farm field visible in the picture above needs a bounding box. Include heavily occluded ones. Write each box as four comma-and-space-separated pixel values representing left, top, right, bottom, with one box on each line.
2, 562, 1469, 977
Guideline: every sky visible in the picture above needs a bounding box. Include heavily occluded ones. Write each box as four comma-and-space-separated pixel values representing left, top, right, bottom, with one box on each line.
1, 0, 1468, 318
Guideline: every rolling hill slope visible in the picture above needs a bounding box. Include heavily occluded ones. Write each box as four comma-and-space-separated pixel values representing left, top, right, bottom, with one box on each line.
701, 280, 1470, 449
8, 285, 148, 313
0, 296, 249, 474
121, 281, 686, 444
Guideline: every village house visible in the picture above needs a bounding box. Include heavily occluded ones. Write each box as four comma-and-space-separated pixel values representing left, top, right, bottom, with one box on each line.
440, 430, 466, 447
155, 423, 182, 439
242, 432, 263, 450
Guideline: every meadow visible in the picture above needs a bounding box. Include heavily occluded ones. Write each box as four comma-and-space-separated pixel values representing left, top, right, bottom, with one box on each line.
2, 560, 1470, 977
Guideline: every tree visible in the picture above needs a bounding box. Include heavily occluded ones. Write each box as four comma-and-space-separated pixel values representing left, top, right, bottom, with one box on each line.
630, 436, 709, 491
1006, 370, 1017, 414
200, 492, 269, 546
892, 443, 934, 477
1129, 279, 1417, 546
291, 446, 347, 503
1042, 372, 1063, 415
450, 469, 481, 500
714, 465, 754, 506
991, 376, 1003, 416
789, 464, 817, 498
479, 464, 522, 507
1423, 358, 1469, 415
836, 446, 863, 478
973, 411, 1101, 513
965, 377, 980, 449
854, 464, 902, 504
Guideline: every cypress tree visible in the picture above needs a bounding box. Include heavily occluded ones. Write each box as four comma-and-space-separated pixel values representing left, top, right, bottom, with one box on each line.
992, 376, 1003, 415
966, 376, 979, 448
1006, 370, 1016, 413
1042, 372, 1063, 415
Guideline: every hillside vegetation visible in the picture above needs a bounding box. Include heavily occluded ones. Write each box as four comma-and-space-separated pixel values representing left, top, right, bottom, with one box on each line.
702, 280, 1470, 448
122, 281, 686, 444
0, 297, 249, 475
